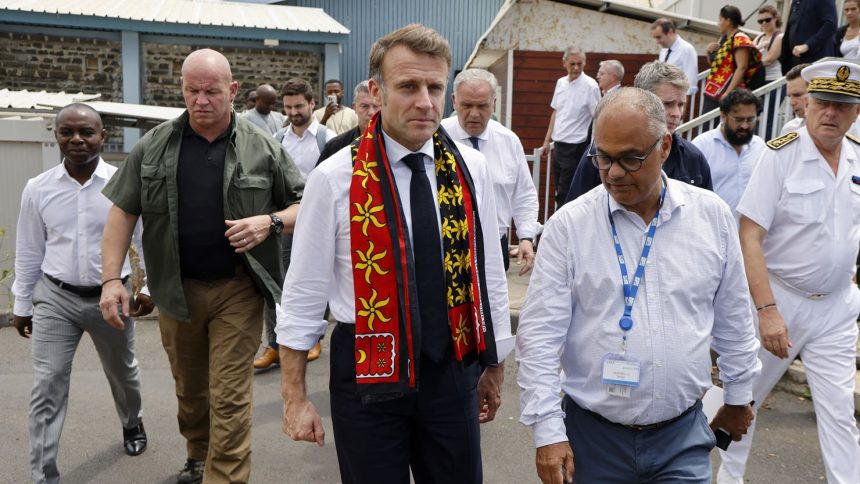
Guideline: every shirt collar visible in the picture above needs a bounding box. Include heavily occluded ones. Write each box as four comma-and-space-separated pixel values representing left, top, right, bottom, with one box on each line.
448, 117, 490, 142
287, 118, 321, 140
607, 172, 684, 223
56, 157, 109, 182
382, 128, 435, 164
669, 36, 683, 51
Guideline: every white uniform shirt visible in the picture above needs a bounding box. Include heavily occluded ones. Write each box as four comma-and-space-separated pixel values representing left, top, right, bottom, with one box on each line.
276, 131, 513, 356
737, 127, 860, 295
779, 117, 806, 136
441, 117, 541, 239
280, 118, 336, 179
516, 178, 761, 448
659, 35, 700, 95
692, 126, 766, 210
550, 74, 601, 144
12, 159, 145, 316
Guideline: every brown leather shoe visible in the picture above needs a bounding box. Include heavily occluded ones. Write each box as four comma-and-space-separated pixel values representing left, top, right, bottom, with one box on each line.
307, 341, 322, 362
253, 347, 279, 369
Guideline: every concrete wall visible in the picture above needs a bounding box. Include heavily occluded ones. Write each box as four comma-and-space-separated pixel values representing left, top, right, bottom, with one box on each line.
483, 0, 717, 56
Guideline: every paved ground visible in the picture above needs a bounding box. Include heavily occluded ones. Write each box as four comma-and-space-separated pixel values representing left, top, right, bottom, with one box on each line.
0, 268, 850, 483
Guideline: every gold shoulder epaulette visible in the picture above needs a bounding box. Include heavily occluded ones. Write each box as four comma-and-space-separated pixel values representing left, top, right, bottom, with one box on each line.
766, 131, 799, 150
846, 133, 860, 145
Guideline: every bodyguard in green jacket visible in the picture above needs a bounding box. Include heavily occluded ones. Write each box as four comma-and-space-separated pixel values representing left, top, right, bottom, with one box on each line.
99, 49, 304, 484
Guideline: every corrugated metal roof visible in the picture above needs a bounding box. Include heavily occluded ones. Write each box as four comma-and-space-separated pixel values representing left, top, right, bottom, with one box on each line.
0, 0, 349, 34
0, 89, 101, 110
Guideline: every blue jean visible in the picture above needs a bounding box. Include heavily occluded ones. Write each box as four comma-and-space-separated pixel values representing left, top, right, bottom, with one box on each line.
563, 396, 715, 483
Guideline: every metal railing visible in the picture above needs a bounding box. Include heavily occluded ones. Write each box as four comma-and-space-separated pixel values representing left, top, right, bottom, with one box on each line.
680, 68, 792, 140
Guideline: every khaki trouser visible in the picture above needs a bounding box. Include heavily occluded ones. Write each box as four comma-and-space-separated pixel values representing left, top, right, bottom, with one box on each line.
159, 266, 263, 484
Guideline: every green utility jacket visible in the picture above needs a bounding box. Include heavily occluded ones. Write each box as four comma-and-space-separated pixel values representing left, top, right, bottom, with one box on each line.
103, 111, 304, 321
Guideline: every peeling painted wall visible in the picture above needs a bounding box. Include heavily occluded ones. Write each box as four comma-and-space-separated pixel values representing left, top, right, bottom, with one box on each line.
484, 0, 717, 56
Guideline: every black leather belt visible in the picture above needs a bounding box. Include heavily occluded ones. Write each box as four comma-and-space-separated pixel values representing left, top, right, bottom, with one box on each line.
45, 274, 128, 298
574, 396, 700, 432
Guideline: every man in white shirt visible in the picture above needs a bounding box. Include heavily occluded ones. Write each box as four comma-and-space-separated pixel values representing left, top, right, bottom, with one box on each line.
241, 84, 285, 135
276, 78, 336, 179
277, 24, 513, 484
441, 68, 541, 275
596, 59, 624, 96
692, 88, 766, 210
12, 104, 154, 483
718, 61, 860, 484
540, 46, 601, 208
255, 78, 335, 369
517, 88, 761, 484
312, 79, 360, 135
651, 18, 700, 95
779, 63, 810, 136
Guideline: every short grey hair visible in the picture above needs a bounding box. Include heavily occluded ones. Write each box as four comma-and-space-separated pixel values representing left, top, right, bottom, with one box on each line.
354, 80, 370, 100
452, 68, 499, 95
634, 61, 690, 94
562, 45, 585, 61
593, 87, 667, 139
599, 60, 625, 81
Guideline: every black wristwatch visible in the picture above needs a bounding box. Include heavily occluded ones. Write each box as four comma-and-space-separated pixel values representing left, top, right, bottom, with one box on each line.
269, 213, 284, 234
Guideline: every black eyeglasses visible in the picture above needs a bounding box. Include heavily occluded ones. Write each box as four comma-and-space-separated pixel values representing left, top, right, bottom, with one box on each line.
757, 17, 773, 24
587, 137, 662, 173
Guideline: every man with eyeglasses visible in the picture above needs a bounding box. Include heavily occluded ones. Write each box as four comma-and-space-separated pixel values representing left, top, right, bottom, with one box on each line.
517, 87, 761, 484
717, 61, 860, 484
692, 88, 766, 211
565, 61, 712, 203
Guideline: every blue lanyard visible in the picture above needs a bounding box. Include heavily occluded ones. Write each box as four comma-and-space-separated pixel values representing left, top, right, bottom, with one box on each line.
607, 185, 667, 339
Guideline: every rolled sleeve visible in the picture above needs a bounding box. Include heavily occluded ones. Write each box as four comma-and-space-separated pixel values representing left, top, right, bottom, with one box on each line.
102, 145, 143, 216
516, 215, 574, 448
711, 204, 762, 405
276, 169, 335, 350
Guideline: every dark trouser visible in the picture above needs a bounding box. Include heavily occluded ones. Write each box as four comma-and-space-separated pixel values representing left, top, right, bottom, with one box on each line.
552, 141, 589, 209
563, 395, 714, 483
501, 234, 510, 272
702, 96, 720, 115
329, 323, 482, 484
263, 233, 293, 349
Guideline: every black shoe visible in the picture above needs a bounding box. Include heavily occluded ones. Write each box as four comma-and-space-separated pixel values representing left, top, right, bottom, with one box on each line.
177, 458, 205, 484
122, 421, 147, 456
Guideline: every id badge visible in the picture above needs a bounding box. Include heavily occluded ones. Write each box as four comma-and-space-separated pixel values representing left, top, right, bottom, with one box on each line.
602, 354, 640, 398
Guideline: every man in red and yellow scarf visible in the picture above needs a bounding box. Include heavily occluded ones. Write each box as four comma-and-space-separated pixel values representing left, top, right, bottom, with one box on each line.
276, 24, 513, 484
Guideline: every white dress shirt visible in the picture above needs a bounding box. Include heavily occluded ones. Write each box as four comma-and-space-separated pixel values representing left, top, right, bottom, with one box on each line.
12, 159, 145, 317
280, 118, 336, 179
550, 74, 601, 144
277, 130, 513, 357
659, 35, 700, 95
516, 178, 761, 448
737, 126, 860, 295
692, 126, 766, 210
441, 117, 542, 239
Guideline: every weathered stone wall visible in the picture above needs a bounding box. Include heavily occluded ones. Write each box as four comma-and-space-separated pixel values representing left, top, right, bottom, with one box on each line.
143, 44, 324, 112
0, 31, 123, 99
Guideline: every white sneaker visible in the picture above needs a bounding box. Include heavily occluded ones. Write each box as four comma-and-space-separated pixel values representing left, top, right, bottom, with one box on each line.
716, 465, 744, 484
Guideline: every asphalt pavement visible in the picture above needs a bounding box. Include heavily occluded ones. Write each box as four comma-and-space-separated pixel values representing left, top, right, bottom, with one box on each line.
0, 267, 848, 483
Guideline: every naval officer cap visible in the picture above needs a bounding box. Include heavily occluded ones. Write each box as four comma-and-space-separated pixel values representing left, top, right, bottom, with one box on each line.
802, 61, 860, 104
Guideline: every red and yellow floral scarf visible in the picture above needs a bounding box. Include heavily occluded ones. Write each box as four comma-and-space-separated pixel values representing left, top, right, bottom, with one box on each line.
348, 113, 497, 400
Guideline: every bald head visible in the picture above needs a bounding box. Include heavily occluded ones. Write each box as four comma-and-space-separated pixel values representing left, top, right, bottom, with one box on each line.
55, 103, 102, 129
255, 84, 278, 115
181, 49, 233, 83
180, 49, 238, 139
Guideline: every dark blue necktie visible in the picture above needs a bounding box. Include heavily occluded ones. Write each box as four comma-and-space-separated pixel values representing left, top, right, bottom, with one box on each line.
469, 136, 480, 150
401, 153, 450, 361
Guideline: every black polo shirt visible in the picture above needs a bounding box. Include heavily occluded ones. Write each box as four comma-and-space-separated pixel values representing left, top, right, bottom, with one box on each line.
177, 122, 237, 280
